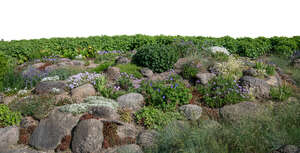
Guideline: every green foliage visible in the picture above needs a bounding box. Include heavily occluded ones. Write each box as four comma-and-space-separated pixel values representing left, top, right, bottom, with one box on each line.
116, 63, 143, 79
118, 109, 133, 123
270, 84, 293, 101
211, 52, 229, 62
170, 39, 198, 57
91, 61, 115, 73
9, 96, 56, 120
0, 104, 22, 127
198, 76, 247, 108
0, 52, 16, 90
271, 37, 298, 57
181, 63, 199, 79
236, 37, 272, 58
139, 77, 192, 111
94, 75, 128, 99
254, 62, 275, 76
146, 102, 300, 153
48, 68, 84, 80
133, 44, 179, 73
117, 75, 133, 90
135, 106, 183, 129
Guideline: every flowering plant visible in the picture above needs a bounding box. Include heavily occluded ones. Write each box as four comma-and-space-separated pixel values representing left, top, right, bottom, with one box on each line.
67, 72, 102, 89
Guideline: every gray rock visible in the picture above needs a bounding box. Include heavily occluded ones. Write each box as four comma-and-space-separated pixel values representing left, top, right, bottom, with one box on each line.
116, 123, 139, 140
196, 73, 216, 85
71, 119, 104, 153
243, 68, 258, 77
239, 76, 270, 98
89, 106, 120, 120
137, 130, 159, 148
0, 92, 4, 103
29, 109, 80, 151
220, 102, 265, 122
174, 58, 190, 73
116, 57, 130, 64
0, 126, 19, 150
72, 60, 85, 66
141, 68, 153, 78
71, 83, 96, 101
1, 145, 45, 153
101, 144, 143, 153
33, 81, 67, 95
57, 61, 73, 67
272, 145, 299, 153
117, 93, 144, 112
179, 104, 202, 121
20, 116, 38, 129
292, 58, 300, 68
32, 63, 46, 69
106, 67, 121, 80
265, 72, 282, 87
44, 65, 58, 72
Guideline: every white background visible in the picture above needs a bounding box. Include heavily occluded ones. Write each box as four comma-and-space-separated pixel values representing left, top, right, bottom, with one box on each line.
0, 0, 299, 41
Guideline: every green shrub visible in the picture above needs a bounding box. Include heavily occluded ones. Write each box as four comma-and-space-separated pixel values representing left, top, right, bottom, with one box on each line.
254, 62, 275, 76
170, 39, 198, 57
133, 44, 179, 73
270, 84, 292, 101
198, 76, 248, 108
117, 75, 133, 90
0, 104, 22, 127
9, 96, 56, 120
91, 61, 115, 73
236, 37, 272, 58
139, 77, 192, 111
116, 63, 143, 79
135, 106, 183, 129
271, 37, 298, 57
211, 51, 229, 62
0, 53, 16, 90
181, 63, 199, 79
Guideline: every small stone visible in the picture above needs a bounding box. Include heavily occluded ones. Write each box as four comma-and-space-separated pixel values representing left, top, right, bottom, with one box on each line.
89, 106, 120, 120
72, 60, 85, 66
196, 73, 216, 85
33, 81, 67, 95
117, 93, 144, 112
71, 83, 96, 101
243, 68, 258, 77
141, 68, 153, 78
179, 104, 202, 121
274, 145, 299, 153
116, 57, 130, 64
20, 117, 38, 129
101, 144, 143, 153
106, 67, 121, 81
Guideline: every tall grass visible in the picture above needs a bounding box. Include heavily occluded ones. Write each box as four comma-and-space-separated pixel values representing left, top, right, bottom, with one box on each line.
145, 101, 300, 153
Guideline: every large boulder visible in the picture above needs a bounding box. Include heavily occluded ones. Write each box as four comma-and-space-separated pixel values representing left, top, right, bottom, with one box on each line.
89, 106, 120, 120
117, 93, 144, 112
179, 104, 202, 121
137, 130, 159, 148
196, 72, 216, 85
71, 119, 104, 153
219, 102, 266, 122
29, 109, 80, 151
0, 126, 20, 150
239, 76, 271, 98
71, 83, 96, 101
101, 144, 143, 153
265, 72, 282, 87
33, 81, 67, 95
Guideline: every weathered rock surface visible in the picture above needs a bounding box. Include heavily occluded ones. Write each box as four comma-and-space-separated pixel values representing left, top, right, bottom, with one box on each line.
196, 73, 216, 85
29, 109, 80, 151
243, 68, 258, 77
116, 123, 139, 140
137, 130, 159, 148
71, 119, 104, 153
117, 93, 144, 112
116, 57, 130, 64
141, 68, 153, 78
71, 83, 96, 101
239, 76, 270, 98
0, 126, 20, 150
1, 145, 45, 153
33, 81, 67, 95
106, 67, 121, 80
101, 144, 143, 153
271, 145, 299, 153
89, 106, 120, 120
198, 119, 221, 129
20, 117, 38, 129
179, 104, 202, 121
265, 72, 282, 87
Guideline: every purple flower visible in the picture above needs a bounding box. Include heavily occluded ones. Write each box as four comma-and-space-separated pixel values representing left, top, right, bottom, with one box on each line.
162, 95, 165, 99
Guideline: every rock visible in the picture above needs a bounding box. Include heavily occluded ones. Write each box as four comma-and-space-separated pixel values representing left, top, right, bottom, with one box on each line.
101, 144, 143, 153
140, 68, 153, 78
29, 109, 80, 151
0, 126, 19, 150
198, 120, 221, 129
57, 61, 73, 67
106, 67, 121, 80
75, 55, 83, 60
116, 57, 130, 64
71, 119, 104, 153
32, 62, 46, 69
243, 68, 258, 77
219, 102, 265, 122
72, 60, 85, 66
117, 93, 144, 112
265, 72, 282, 87
179, 104, 202, 121
291, 58, 300, 68
54, 92, 71, 104
0, 144, 45, 153
86, 62, 99, 69
20, 117, 38, 129
196, 73, 216, 85
116, 123, 139, 140
150, 71, 176, 81
71, 83, 96, 101
210, 46, 230, 55
137, 130, 159, 148
271, 145, 299, 153
174, 58, 190, 73
0, 92, 4, 103
89, 106, 120, 120
44, 65, 58, 72
239, 76, 271, 98
33, 81, 67, 95
3, 95, 17, 105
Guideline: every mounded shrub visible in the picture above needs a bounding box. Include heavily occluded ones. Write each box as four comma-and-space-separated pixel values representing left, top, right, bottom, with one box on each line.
132, 44, 179, 73
236, 37, 272, 58
0, 104, 22, 127
270, 36, 298, 57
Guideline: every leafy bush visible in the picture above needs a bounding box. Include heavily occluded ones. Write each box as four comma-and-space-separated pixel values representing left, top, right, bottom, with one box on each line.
94, 76, 128, 99
95, 50, 121, 63
198, 76, 248, 108
271, 37, 298, 57
135, 106, 183, 129
117, 75, 133, 90
270, 84, 293, 101
0, 104, 22, 127
91, 61, 115, 73
139, 77, 192, 111
181, 63, 199, 79
116, 63, 143, 79
236, 37, 272, 58
133, 44, 179, 73
170, 39, 198, 57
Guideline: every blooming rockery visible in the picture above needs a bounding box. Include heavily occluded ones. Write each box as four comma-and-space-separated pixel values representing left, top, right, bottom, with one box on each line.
66, 72, 103, 89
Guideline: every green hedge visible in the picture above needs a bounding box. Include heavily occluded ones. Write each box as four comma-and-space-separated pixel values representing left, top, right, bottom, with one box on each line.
0, 35, 299, 64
